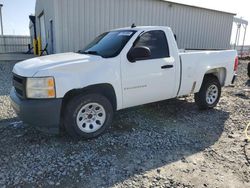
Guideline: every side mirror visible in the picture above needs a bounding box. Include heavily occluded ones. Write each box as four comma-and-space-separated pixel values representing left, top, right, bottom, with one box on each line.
127, 46, 151, 63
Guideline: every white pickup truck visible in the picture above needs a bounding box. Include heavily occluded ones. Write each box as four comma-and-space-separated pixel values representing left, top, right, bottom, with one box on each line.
11, 26, 238, 139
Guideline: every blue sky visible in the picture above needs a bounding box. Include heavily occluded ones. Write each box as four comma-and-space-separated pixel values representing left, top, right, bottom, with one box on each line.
0, 0, 249, 44
0, 0, 35, 35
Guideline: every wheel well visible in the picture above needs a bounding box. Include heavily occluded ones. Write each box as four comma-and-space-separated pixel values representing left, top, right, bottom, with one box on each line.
62, 84, 117, 111
205, 68, 227, 86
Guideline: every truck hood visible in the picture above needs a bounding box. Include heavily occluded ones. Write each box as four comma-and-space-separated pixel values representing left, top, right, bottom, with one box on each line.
13, 52, 102, 77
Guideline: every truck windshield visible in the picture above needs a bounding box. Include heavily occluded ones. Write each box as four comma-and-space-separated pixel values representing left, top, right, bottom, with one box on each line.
79, 30, 136, 58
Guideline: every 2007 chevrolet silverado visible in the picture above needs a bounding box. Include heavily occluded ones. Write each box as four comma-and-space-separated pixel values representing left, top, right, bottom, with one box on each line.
10, 26, 238, 139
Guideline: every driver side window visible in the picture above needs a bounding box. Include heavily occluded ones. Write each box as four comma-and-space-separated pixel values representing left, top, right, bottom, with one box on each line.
134, 30, 170, 59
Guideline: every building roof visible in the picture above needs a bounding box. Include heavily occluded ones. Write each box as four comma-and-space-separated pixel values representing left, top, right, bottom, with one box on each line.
34, 0, 236, 16
162, 0, 236, 15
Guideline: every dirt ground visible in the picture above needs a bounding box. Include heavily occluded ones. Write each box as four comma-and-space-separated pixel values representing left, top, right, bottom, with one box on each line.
0, 60, 249, 188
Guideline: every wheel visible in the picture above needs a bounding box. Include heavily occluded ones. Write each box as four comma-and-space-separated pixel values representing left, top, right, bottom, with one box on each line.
248, 62, 250, 78
195, 76, 221, 110
63, 93, 114, 139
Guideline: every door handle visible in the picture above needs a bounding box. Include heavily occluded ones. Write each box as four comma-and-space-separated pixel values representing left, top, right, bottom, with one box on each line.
161, 65, 174, 69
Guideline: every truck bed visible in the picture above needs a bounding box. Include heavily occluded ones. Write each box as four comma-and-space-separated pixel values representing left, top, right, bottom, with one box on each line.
177, 50, 237, 96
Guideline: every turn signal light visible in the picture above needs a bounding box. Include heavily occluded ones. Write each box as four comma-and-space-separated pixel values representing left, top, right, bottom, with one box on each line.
48, 89, 56, 98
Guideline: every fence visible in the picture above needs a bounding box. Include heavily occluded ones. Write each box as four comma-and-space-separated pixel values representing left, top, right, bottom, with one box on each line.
0, 35, 31, 53
236, 45, 250, 57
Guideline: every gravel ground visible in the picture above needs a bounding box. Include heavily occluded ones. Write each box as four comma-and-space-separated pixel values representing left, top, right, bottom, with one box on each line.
0, 61, 17, 123
0, 60, 249, 188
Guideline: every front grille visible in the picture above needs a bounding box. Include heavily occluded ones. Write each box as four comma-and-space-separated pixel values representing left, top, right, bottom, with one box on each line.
13, 74, 26, 98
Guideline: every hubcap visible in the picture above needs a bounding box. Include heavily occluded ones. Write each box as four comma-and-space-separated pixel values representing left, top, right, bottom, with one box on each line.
76, 103, 106, 133
206, 85, 219, 105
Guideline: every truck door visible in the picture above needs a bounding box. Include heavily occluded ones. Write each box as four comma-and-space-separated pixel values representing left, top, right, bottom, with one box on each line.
121, 30, 176, 108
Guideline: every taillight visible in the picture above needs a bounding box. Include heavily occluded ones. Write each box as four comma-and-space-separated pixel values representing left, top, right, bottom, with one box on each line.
234, 56, 239, 71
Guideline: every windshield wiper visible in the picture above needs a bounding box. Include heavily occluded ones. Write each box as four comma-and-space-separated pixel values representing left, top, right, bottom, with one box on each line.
81, 50, 102, 57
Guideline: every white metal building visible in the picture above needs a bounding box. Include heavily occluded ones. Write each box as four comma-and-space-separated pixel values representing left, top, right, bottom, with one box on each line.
31, 0, 236, 54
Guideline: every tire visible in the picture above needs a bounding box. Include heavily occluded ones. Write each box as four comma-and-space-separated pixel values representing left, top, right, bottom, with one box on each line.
248, 62, 250, 78
195, 75, 221, 110
63, 93, 114, 139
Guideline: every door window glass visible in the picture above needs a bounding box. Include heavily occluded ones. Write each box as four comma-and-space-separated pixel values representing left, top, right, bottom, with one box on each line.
134, 30, 170, 59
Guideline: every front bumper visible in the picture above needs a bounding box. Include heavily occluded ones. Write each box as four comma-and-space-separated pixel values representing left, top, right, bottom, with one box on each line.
10, 88, 62, 134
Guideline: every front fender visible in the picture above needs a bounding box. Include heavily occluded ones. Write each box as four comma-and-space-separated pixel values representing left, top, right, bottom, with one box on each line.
34, 59, 123, 110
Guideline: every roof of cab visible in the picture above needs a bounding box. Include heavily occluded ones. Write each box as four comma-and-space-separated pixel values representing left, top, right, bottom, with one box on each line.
113, 26, 171, 32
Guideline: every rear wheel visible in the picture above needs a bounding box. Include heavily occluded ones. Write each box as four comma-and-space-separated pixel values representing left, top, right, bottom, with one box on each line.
63, 93, 114, 139
195, 76, 221, 110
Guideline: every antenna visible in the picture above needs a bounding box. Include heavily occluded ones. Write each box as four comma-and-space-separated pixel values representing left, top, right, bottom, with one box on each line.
131, 23, 136, 28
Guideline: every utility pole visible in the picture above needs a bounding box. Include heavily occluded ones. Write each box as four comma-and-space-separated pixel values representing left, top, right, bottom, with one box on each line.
0, 4, 3, 36
240, 25, 247, 58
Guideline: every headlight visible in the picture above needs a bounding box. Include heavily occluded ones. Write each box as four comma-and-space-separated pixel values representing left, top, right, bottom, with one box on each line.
26, 77, 56, 99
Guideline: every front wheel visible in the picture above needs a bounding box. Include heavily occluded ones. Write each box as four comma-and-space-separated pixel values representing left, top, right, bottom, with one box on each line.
63, 94, 114, 139
195, 76, 221, 110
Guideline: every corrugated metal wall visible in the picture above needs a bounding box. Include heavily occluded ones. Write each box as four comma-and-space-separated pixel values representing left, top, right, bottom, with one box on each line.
35, 0, 56, 53
36, 0, 234, 53
0, 36, 30, 53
